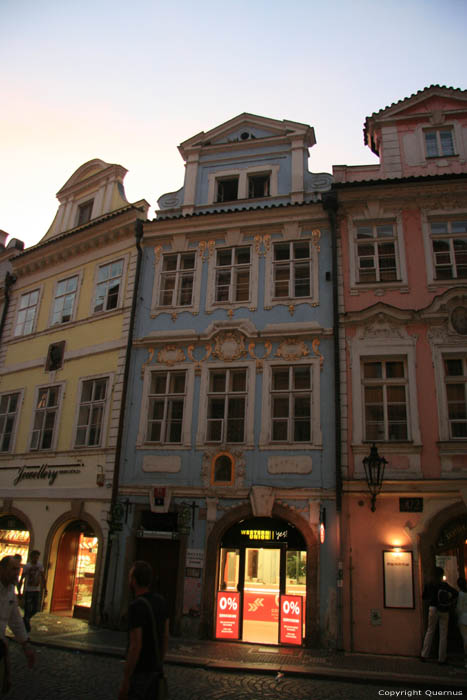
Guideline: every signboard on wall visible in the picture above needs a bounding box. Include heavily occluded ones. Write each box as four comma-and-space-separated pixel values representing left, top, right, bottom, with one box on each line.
215, 591, 240, 640
383, 551, 414, 609
279, 595, 303, 645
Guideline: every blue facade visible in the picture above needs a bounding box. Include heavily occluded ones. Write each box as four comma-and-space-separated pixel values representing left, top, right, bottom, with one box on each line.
108, 114, 337, 647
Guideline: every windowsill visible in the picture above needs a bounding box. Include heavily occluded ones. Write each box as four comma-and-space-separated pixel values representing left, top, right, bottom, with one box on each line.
425, 154, 458, 160
137, 443, 191, 450
151, 305, 196, 317
259, 443, 322, 451
437, 440, 467, 453
215, 196, 271, 205
352, 442, 422, 455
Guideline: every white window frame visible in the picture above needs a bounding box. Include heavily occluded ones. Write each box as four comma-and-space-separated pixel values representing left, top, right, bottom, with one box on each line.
260, 358, 322, 449
92, 257, 126, 315
0, 389, 23, 453
361, 358, 410, 442
49, 273, 82, 326
428, 218, 467, 283
207, 165, 279, 205
196, 362, 255, 448
205, 243, 259, 312
73, 374, 112, 448
14, 288, 41, 337
348, 215, 408, 292
156, 251, 198, 309
442, 356, 467, 440
432, 339, 467, 443
151, 247, 200, 317
264, 236, 319, 308
76, 198, 95, 226
422, 210, 467, 288
138, 364, 194, 449
424, 128, 456, 158
29, 383, 64, 452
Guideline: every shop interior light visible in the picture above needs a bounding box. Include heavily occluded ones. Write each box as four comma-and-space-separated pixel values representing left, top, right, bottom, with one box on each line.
362, 443, 388, 512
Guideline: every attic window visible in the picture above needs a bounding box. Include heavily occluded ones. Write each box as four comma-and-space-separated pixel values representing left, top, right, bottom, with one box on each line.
248, 174, 270, 199
216, 177, 238, 203
77, 200, 94, 226
424, 129, 455, 158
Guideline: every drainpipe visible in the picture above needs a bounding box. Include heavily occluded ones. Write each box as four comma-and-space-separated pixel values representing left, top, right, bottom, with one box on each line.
0, 272, 16, 343
322, 191, 343, 650
99, 218, 144, 624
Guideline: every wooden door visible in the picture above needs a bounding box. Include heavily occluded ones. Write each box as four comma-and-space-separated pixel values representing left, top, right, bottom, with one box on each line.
135, 538, 179, 626
51, 530, 80, 612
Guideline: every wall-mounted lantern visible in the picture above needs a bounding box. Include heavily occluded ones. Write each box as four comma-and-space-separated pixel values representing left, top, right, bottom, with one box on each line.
362, 443, 387, 512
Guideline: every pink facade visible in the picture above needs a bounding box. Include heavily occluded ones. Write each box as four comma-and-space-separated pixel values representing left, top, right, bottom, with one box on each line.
335, 86, 467, 656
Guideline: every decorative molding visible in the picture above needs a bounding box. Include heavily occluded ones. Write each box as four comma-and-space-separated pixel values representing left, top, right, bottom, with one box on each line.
157, 345, 186, 367
187, 343, 212, 375
312, 338, 324, 368
250, 486, 275, 517
254, 234, 271, 257
212, 330, 247, 362
141, 348, 155, 377
248, 340, 273, 373
198, 240, 216, 260
288, 304, 295, 316
276, 338, 310, 362
312, 228, 321, 252
154, 246, 163, 263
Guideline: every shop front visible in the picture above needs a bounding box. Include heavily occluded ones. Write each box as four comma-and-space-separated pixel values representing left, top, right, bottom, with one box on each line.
215, 516, 308, 646
0, 514, 31, 563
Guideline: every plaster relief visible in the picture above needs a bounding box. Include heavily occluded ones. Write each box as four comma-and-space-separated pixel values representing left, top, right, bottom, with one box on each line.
276, 338, 309, 362
142, 455, 181, 473
212, 330, 247, 362
158, 345, 186, 366
250, 486, 275, 517
268, 456, 313, 474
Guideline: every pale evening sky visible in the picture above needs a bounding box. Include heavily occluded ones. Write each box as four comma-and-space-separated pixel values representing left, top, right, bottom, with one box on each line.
1, 0, 466, 248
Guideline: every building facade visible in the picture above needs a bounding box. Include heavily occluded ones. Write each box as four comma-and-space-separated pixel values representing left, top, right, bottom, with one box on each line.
0, 160, 148, 623
335, 86, 467, 655
107, 114, 339, 647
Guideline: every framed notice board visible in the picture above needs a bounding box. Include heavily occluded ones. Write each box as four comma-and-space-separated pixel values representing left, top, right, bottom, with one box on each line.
383, 550, 414, 609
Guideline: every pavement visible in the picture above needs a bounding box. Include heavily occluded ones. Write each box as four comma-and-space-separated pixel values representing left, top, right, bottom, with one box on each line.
10, 612, 467, 690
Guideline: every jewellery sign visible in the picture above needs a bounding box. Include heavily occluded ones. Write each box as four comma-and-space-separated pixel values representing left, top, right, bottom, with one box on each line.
279, 595, 303, 645
2, 459, 87, 488
215, 591, 240, 640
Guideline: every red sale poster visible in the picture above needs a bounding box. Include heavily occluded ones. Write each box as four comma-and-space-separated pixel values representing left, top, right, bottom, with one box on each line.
279, 595, 303, 645
215, 591, 240, 639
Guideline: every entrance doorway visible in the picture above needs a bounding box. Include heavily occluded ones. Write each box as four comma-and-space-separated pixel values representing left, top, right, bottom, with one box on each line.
217, 517, 307, 645
51, 521, 98, 620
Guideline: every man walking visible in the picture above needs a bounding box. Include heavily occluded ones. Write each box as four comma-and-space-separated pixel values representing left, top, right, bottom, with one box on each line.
119, 560, 169, 700
19, 550, 47, 633
0, 556, 35, 694
421, 566, 457, 664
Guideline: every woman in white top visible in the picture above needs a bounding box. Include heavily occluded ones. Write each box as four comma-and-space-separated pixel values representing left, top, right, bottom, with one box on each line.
457, 577, 467, 669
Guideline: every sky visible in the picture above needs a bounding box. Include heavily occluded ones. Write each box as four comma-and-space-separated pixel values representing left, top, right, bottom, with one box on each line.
1, 0, 466, 248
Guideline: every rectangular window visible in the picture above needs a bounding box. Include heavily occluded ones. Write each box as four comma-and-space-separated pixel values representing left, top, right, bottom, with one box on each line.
217, 177, 239, 203
52, 275, 78, 325
0, 393, 20, 452
215, 247, 250, 303
30, 386, 60, 450
273, 241, 312, 299
363, 360, 408, 441
146, 371, 186, 443
77, 200, 94, 226
75, 378, 108, 447
271, 366, 311, 442
248, 174, 270, 199
444, 358, 467, 439
207, 369, 246, 443
94, 260, 123, 312
356, 224, 398, 283
431, 221, 467, 280
159, 253, 195, 307
425, 129, 455, 158
14, 290, 39, 336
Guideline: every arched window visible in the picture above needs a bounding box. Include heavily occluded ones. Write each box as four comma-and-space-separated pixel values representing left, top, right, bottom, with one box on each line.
211, 452, 234, 485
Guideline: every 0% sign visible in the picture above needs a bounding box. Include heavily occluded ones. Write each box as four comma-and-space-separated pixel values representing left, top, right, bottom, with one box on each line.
282, 599, 301, 615
219, 595, 238, 611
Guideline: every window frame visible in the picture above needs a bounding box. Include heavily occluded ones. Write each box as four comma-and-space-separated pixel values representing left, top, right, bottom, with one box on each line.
424, 128, 456, 159
205, 242, 258, 312
196, 361, 255, 448
361, 358, 410, 442
92, 258, 126, 315
211, 451, 235, 486
260, 358, 322, 450
29, 383, 64, 452
151, 247, 201, 317
14, 288, 41, 337
428, 219, 467, 282
157, 251, 197, 309
348, 215, 407, 291
49, 273, 81, 326
207, 165, 279, 205
73, 374, 112, 449
264, 236, 320, 308
76, 199, 94, 226
138, 364, 194, 449
0, 390, 23, 453
443, 356, 467, 440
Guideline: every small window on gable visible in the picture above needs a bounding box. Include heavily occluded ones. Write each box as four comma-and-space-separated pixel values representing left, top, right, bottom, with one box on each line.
77, 200, 94, 226
211, 452, 234, 485
217, 177, 238, 203
248, 174, 270, 199
424, 129, 455, 158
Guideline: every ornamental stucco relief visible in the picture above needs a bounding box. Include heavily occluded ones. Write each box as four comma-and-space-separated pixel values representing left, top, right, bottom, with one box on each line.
212, 330, 247, 362
276, 338, 310, 362
157, 345, 186, 366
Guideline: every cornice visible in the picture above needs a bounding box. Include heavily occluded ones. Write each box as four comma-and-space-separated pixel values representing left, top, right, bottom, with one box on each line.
343, 479, 467, 495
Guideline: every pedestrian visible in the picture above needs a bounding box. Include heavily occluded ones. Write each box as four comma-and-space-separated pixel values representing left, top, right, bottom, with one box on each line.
19, 550, 47, 633
456, 577, 467, 669
12, 554, 23, 595
118, 560, 169, 700
420, 566, 457, 664
0, 555, 35, 694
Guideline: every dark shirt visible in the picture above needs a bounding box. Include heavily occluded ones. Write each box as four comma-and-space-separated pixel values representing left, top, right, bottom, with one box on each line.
128, 592, 169, 673
422, 581, 457, 611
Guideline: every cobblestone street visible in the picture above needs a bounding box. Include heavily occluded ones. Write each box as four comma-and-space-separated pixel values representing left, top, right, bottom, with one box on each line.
6, 645, 465, 700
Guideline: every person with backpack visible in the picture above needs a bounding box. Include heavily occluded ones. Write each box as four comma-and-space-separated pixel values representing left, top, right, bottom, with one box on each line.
420, 566, 457, 664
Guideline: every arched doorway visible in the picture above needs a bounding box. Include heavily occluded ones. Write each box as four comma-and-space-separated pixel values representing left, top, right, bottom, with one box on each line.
51, 520, 99, 620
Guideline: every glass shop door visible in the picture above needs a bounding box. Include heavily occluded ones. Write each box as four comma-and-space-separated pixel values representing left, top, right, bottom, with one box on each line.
242, 547, 281, 644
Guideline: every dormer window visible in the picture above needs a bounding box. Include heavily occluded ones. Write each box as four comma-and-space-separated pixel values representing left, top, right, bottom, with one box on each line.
217, 177, 238, 203
424, 128, 455, 158
77, 200, 94, 226
248, 174, 270, 199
